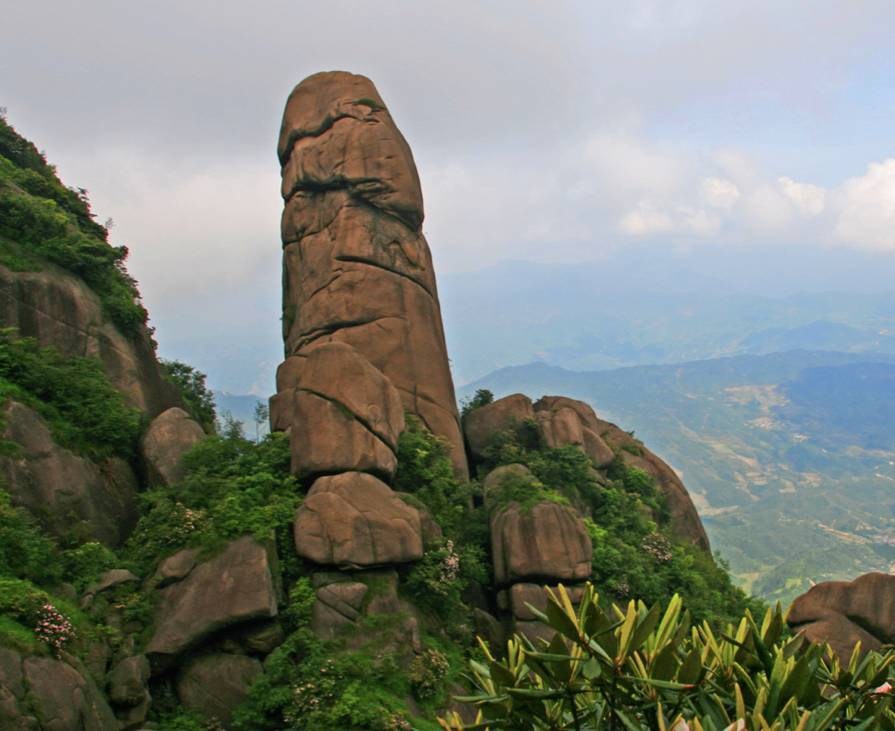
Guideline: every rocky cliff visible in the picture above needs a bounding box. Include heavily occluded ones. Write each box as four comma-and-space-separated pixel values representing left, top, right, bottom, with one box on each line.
0, 77, 744, 731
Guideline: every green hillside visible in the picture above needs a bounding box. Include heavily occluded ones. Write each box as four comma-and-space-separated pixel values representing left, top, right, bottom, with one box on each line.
461, 351, 895, 605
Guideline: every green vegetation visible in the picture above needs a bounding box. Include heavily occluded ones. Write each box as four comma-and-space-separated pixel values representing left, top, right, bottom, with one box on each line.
0, 117, 148, 336
477, 422, 757, 627
441, 585, 895, 730
124, 426, 300, 576
160, 359, 218, 433
0, 329, 142, 460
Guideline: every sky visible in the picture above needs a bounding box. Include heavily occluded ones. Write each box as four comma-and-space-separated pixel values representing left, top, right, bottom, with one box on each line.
3, 1, 895, 394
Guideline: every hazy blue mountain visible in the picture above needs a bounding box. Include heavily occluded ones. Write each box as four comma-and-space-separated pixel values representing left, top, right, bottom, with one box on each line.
214, 391, 268, 439
459, 351, 895, 605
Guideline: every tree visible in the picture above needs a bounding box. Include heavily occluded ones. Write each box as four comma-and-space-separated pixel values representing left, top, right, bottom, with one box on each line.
254, 401, 270, 441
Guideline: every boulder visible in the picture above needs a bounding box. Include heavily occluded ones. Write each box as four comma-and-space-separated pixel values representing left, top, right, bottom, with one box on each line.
533, 396, 614, 467
272, 71, 468, 479
146, 536, 278, 664
598, 418, 710, 551
140, 407, 205, 486
21, 653, 120, 730
0, 401, 138, 546
107, 655, 150, 707
464, 394, 535, 461
152, 548, 199, 587
491, 501, 592, 586
294, 472, 423, 567
0, 263, 180, 417
311, 581, 368, 639
82, 569, 139, 609
787, 572, 895, 661
176, 653, 262, 729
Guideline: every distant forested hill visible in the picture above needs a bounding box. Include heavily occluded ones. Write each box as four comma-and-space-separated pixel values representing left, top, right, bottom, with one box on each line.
460, 351, 895, 605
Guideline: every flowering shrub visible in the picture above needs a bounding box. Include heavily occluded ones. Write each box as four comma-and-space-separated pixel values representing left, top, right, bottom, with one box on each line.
642, 532, 673, 562
406, 541, 466, 619
33, 602, 75, 656
409, 648, 450, 700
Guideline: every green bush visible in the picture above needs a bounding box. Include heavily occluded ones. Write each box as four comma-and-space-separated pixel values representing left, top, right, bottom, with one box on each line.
0, 330, 142, 460
124, 430, 300, 575
160, 360, 217, 433
441, 585, 895, 730
0, 119, 148, 336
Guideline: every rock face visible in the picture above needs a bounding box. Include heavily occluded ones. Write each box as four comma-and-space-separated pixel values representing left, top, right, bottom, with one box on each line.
491, 501, 592, 586
0, 400, 138, 546
787, 572, 895, 661
464, 394, 536, 461
534, 396, 614, 467
271, 71, 468, 479
0, 647, 120, 730
290, 342, 404, 480
140, 407, 206, 486
294, 472, 423, 567
146, 537, 278, 665
176, 653, 263, 729
596, 418, 709, 550
0, 263, 180, 417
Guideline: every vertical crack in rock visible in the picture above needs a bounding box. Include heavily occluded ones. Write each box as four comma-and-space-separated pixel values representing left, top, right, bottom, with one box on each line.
271, 71, 468, 480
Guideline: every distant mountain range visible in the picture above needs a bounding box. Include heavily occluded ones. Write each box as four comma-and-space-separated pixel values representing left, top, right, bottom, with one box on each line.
459, 350, 895, 605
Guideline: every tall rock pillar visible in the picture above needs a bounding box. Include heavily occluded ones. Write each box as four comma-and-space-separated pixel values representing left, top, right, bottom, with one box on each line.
270, 71, 469, 480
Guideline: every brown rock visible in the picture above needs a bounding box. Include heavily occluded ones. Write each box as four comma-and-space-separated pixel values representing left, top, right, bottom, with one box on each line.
533, 396, 614, 467
176, 653, 262, 729
0, 401, 139, 546
152, 548, 199, 588
146, 536, 278, 664
598, 418, 710, 550
311, 581, 368, 639
787, 572, 895, 661
22, 653, 120, 730
491, 502, 592, 586
272, 71, 467, 479
107, 655, 150, 708
464, 394, 536, 461
233, 620, 287, 656
294, 472, 423, 567
0, 263, 180, 417
140, 407, 205, 486
472, 608, 505, 652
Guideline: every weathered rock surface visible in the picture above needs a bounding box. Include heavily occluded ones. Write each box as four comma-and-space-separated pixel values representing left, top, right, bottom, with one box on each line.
152, 548, 199, 588
140, 407, 205, 486
107, 654, 150, 727
311, 580, 369, 639
491, 501, 592, 586
272, 71, 467, 478
0, 647, 120, 730
294, 472, 423, 567
146, 537, 278, 664
0, 263, 180, 417
787, 572, 895, 661
534, 396, 614, 467
0, 401, 138, 546
597, 419, 710, 550
464, 394, 536, 461
290, 342, 404, 479
176, 653, 262, 729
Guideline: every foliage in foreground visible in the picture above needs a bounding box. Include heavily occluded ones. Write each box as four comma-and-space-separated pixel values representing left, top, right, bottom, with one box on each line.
441, 584, 895, 730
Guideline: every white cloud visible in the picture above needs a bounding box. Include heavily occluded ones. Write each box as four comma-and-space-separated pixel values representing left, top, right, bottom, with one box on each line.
618, 201, 675, 236
701, 177, 740, 209
778, 176, 826, 216
834, 159, 895, 251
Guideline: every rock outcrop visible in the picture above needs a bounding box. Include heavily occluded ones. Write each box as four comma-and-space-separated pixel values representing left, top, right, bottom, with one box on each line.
0, 647, 119, 731
0, 400, 139, 546
293, 471, 423, 567
270, 71, 468, 479
787, 572, 895, 662
0, 263, 180, 417
290, 342, 405, 480
146, 537, 278, 666
176, 653, 263, 728
140, 407, 206, 487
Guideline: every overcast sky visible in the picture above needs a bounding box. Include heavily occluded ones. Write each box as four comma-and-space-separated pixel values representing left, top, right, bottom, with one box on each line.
3, 2, 895, 393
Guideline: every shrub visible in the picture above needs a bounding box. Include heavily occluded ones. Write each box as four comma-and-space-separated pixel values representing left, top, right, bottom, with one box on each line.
160, 360, 217, 433
441, 585, 895, 730
0, 330, 142, 460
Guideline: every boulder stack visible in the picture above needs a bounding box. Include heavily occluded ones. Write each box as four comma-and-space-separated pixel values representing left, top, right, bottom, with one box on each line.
270, 71, 468, 480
